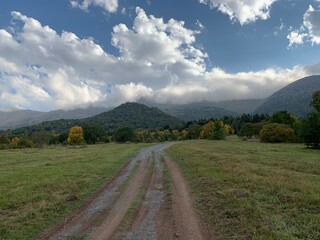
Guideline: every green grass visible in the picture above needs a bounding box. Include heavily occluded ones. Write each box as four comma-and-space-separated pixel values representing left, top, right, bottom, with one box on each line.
0, 143, 149, 240
166, 138, 320, 239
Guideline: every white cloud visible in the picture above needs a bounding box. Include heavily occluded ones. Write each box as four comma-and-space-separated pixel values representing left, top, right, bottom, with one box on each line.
287, 5, 320, 47
0, 8, 320, 111
303, 5, 320, 44
287, 30, 307, 47
198, 0, 278, 25
70, 0, 118, 13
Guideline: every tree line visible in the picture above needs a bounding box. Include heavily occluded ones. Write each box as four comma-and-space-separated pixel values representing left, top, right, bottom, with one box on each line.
1, 90, 320, 149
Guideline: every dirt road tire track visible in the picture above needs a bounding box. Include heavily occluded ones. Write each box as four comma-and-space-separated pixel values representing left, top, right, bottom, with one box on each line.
89, 158, 151, 240
164, 156, 210, 240
38, 143, 210, 240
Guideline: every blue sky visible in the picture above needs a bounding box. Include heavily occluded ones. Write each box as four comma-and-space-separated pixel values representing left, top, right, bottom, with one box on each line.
0, 0, 320, 111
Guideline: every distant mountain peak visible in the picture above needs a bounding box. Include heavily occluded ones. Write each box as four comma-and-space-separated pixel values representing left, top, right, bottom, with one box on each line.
0, 108, 22, 112
254, 75, 320, 117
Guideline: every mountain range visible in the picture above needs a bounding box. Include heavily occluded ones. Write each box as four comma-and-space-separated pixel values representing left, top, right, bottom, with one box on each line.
254, 75, 320, 117
1, 75, 319, 131
6, 103, 183, 135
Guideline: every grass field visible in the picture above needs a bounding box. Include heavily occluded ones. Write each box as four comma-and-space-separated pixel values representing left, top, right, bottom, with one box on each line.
167, 138, 320, 239
0, 143, 149, 240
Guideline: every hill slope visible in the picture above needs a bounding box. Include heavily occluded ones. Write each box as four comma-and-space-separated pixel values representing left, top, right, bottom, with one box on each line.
84, 102, 183, 129
0, 107, 108, 130
139, 99, 265, 121
254, 75, 320, 118
7, 103, 183, 135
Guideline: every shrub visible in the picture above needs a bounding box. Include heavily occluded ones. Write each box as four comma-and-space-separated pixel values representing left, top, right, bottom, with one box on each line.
238, 123, 264, 138
113, 126, 136, 143
298, 112, 320, 149
259, 123, 295, 143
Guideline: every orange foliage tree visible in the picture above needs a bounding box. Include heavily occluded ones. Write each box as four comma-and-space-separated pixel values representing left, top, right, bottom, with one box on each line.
67, 126, 85, 145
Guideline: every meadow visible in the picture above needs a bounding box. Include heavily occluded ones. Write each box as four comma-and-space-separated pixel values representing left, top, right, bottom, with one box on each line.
167, 138, 320, 239
0, 144, 148, 239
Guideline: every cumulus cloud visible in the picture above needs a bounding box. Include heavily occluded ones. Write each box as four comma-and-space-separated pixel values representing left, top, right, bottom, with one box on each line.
70, 0, 118, 13
0, 8, 319, 111
287, 5, 320, 47
287, 30, 308, 48
198, 0, 278, 25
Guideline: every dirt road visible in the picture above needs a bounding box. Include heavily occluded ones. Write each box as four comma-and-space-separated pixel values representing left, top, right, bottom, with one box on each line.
38, 143, 210, 240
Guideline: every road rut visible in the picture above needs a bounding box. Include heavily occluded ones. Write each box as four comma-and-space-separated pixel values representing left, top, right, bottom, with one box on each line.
38, 143, 210, 240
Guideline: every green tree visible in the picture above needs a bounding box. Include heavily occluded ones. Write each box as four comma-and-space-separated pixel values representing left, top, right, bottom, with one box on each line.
67, 126, 85, 145
310, 90, 320, 112
238, 123, 264, 138
31, 132, 52, 148
187, 123, 202, 140
200, 121, 214, 139
0, 135, 10, 144
212, 121, 225, 140
113, 126, 136, 143
299, 90, 320, 149
260, 123, 295, 143
299, 112, 320, 149
83, 124, 107, 144
270, 111, 297, 127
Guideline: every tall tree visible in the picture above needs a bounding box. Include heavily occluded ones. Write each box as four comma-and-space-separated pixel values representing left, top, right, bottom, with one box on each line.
311, 90, 320, 112
67, 126, 85, 145
299, 90, 320, 149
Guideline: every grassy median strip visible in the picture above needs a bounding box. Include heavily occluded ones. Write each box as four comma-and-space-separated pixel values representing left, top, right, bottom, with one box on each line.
112, 157, 154, 239
0, 143, 149, 240
166, 139, 320, 239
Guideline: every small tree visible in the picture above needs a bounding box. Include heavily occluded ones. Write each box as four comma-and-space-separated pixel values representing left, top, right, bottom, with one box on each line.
212, 121, 226, 140
299, 90, 320, 149
299, 112, 320, 149
200, 121, 214, 139
67, 126, 85, 145
31, 132, 51, 148
113, 126, 136, 143
238, 123, 264, 138
260, 123, 295, 143
0, 135, 10, 144
311, 90, 320, 112
270, 111, 297, 127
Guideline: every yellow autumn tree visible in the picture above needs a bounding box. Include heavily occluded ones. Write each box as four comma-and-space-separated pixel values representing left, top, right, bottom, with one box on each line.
200, 120, 214, 139
67, 126, 85, 145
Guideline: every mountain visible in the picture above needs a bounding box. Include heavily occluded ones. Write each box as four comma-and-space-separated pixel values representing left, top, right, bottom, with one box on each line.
161, 102, 237, 121
254, 75, 320, 118
6, 103, 183, 135
139, 99, 265, 121
0, 107, 108, 130
84, 102, 183, 129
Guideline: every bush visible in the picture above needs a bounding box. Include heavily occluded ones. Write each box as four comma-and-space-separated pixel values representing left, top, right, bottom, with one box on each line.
260, 123, 295, 143
212, 121, 225, 140
298, 112, 320, 149
238, 123, 264, 138
114, 126, 137, 143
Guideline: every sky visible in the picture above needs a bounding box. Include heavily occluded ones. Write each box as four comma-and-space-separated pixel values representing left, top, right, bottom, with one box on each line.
0, 0, 320, 111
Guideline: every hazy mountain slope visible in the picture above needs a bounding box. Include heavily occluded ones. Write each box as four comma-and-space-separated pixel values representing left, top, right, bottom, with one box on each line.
139, 99, 265, 121
0, 110, 44, 130
161, 103, 237, 121
211, 99, 266, 114
254, 75, 320, 118
0, 107, 108, 130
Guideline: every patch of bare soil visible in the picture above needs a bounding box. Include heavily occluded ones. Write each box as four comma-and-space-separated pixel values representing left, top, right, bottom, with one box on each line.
121, 151, 165, 240
38, 143, 210, 240
37, 144, 165, 240
89, 158, 151, 240
164, 156, 211, 240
